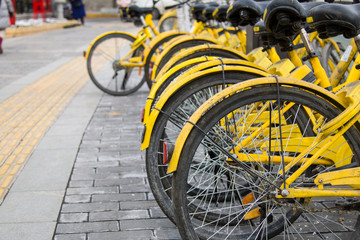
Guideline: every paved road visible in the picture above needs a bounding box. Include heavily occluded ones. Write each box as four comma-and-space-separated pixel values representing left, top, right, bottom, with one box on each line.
0, 18, 179, 240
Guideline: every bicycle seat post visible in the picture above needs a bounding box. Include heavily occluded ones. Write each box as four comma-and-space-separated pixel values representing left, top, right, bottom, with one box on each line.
140, 16, 146, 26
299, 28, 315, 56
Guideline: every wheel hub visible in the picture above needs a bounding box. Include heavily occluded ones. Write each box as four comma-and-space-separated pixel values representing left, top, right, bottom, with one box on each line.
112, 60, 126, 71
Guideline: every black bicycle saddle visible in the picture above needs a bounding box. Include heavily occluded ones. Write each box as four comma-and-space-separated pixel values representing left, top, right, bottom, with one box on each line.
203, 5, 218, 21
127, 5, 153, 18
227, 0, 270, 26
213, 5, 230, 23
191, 3, 208, 22
308, 3, 360, 39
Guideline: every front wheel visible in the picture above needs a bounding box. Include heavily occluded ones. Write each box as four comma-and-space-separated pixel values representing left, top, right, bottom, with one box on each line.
172, 85, 360, 239
86, 32, 146, 96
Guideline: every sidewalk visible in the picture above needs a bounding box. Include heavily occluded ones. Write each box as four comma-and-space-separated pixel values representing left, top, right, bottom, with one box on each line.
0, 18, 179, 240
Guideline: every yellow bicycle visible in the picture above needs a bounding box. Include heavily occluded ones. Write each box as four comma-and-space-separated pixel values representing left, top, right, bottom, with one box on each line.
169, 1, 360, 239
85, 4, 190, 96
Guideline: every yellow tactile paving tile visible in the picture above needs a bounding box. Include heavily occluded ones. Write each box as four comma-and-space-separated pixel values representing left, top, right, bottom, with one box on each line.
0, 56, 90, 204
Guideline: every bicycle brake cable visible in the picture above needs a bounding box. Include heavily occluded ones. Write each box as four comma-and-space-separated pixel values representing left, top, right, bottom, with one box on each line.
274, 75, 287, 191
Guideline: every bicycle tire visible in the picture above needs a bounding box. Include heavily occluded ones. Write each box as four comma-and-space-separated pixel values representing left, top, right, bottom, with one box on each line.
146, 71, 265, 224
153, 49, 245, 104
172, 85, 360, 239
87, 32, 146, 96
144, 33, 186, 89
154, 39, 221, 78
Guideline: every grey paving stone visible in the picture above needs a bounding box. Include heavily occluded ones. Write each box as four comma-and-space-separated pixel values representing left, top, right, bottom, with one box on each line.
149, 208, 167, 219
94, 177, 145, 187
155, 228, 182, 240
147, 192, 155, 200
61, 202, 119, 213
72, 168, 96, 175
89, 210, 149, 221
92, 193, 147, 202
118, 171, 147, 178
88, 230, 154, 240
71, 172, 120, 181
74, 160, 119, 168
54, 234, 87, 240
75, 152, 98, 162
59, 213, 89, 223
98, 152, 121, 161
64, 195, 91, 204
56, 221, 119, 234
68, 180, 94, 188
120, 219, 175, 231
120, 183, 150, 193
120, 201, 160, 210
66, 186, 119, 195
96, 166, 145, 174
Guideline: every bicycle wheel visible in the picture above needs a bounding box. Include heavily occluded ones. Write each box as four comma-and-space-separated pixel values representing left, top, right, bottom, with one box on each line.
144, 33, 185, 89
159, 16, 178, 32
87, 32, 146, 96
172, 85, 360, 239
146, 71, 264, 224
154, 39, 223, 78
153, 50, 245, 102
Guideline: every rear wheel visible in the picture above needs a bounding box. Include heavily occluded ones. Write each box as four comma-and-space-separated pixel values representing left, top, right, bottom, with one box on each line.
87, 32, 146, 96
146, 72, 264, 224
172, 85, 360, 239
144, 33, 186, 89
154, 39, 222, 78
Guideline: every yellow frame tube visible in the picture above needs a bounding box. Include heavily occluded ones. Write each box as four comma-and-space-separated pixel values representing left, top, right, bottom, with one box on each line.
278, 188, 360, 198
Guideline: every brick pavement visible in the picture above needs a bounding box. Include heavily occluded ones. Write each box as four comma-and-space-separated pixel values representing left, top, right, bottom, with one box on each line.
53, 90, 181, 240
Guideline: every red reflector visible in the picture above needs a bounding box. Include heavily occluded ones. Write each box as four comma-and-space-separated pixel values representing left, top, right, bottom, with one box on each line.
83, 51, 86, 58
141, 108, 145, 123
163, 142, 168, 165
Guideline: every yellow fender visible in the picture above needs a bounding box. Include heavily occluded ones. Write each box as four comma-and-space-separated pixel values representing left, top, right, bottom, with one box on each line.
84, 31, 138, 59
167, 77, 347, 174
142, 30, 188, 65
155, 44, 249, 80
143, 56, 218, 125
141, 65, 270, 151
157, 9, 177, 30
150, 35, 223, 80
143, 57, 266, 125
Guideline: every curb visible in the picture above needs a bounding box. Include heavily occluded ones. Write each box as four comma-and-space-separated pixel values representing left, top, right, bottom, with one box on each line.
86, 13, 120, 18
5, 20, 79, 38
